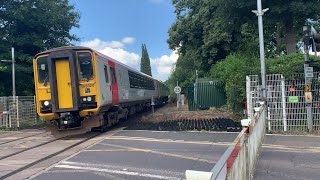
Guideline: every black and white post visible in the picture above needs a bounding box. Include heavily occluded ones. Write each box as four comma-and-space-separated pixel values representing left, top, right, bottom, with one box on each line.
174, 81, 181, 111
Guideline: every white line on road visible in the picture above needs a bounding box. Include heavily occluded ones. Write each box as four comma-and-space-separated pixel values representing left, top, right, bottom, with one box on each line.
55, 164, 183, 180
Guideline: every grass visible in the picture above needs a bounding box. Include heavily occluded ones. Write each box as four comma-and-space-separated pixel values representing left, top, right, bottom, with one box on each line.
18, 119, 45, 129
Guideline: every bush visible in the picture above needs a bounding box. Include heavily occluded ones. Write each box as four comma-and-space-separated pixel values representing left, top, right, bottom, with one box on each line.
211, 53, 320, 112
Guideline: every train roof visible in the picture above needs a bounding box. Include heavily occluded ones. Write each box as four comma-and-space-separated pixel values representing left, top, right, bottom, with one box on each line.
34, 46, 167, 85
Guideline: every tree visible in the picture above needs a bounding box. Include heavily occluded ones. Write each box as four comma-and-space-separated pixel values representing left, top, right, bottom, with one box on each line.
140, 44, 152, 76
167, 0, 320, 89
0, 0, 80, 96
263, 0, 320, 54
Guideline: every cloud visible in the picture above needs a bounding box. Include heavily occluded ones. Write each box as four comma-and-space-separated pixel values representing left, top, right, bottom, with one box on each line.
151, 50, 179, 81
81, 38, 140, 69
121, 37, 136, 44
81, 38, 178, 81
98, 47, 140, 68
81, 38, 124, 49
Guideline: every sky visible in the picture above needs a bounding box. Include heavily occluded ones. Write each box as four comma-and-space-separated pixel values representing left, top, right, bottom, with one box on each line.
69, 0, 178, 81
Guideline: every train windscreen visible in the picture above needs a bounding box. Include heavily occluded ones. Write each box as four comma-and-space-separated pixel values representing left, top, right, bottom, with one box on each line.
37, 56, 49, 84
78, 52, 93, 80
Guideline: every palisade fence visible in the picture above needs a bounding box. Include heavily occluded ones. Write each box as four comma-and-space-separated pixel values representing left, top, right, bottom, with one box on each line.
247, 74, 320, 132
187, 82, 227, 111
186, 102, 267, 180
0, 96, 37, 128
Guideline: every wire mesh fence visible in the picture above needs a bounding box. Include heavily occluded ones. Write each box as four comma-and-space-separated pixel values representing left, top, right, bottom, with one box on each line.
247, 74, 320, 132
0, 96, 37, 128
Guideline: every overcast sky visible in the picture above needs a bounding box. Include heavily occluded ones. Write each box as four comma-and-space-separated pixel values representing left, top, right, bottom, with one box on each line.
69, 0, 178, 81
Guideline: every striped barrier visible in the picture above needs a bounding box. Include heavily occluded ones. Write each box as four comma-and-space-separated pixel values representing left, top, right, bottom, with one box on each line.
186, 102, 266, 180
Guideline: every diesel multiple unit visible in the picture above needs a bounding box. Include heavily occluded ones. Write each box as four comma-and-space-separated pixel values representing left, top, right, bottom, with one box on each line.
33, 46, 169, 133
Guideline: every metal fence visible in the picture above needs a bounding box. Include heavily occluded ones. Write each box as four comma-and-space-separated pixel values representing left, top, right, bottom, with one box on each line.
247, 74, 320, 132
187, 82, 227, 111
185, 102, 267, 180
0, 96, 37, 128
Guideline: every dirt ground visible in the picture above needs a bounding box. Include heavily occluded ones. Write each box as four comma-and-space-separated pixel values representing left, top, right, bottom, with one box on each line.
139, 103, 240, 123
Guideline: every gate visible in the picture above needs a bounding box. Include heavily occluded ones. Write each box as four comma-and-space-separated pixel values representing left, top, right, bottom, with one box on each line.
187, 82, 226, 111
247, 74, 320, 132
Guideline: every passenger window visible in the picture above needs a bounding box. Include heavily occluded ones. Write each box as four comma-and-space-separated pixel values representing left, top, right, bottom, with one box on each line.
104, 65, 109, 83
78, 52, 93, 80
110, 67, 117, 84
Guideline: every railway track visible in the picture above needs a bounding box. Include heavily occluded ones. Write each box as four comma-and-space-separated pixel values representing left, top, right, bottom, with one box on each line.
0, 129, 120, 180
0, 131, 47, 145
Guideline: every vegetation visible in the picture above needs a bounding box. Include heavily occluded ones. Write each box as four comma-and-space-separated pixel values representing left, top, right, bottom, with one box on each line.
140, 44, 152, 76
0, 0, 80, 96
167, 0, 320, 111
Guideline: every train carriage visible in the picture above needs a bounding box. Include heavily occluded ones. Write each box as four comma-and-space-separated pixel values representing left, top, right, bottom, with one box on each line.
33, 46, 169, 134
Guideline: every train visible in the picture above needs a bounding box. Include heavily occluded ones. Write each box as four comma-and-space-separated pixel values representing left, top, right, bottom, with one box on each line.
33, 46, 169, 134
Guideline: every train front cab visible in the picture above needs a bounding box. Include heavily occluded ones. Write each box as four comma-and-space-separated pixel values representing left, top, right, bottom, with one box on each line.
34, 49, 100, 130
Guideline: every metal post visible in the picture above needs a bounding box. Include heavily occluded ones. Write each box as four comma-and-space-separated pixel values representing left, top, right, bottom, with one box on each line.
303, 26, 313, 132
34, 96, 37, 123
281, 75, 287, 131
16, 96, 19, 128
12, 47, 16, 101
253, 0, 268, 100
177, 81, 180, 111
246, 76, 252, 119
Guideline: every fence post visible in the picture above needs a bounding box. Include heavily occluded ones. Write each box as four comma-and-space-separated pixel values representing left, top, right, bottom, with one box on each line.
16, 96, 19, 128
246, 76, 252, 119
281, 75, 287, 131
34, 95, 37, 123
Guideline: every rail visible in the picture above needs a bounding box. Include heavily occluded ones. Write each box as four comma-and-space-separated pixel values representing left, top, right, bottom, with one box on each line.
186, 102, 266, 180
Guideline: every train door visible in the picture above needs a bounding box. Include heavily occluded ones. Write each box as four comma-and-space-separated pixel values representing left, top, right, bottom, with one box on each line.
108, 61, 119, 105
55, 59, 73, 109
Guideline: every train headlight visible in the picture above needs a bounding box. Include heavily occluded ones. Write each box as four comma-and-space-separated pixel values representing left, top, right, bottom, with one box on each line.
41, 100, 51, 107
44, 101, 50, 106
81, 96, 95, 103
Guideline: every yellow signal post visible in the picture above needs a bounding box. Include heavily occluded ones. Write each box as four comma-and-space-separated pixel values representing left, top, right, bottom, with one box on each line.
306, 84, 310, 92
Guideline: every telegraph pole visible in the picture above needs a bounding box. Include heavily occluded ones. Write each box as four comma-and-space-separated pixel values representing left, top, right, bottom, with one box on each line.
252, 0, 268, 100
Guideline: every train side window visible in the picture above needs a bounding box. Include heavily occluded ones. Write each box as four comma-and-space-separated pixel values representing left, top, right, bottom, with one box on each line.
78, 52, 93, 80
104, 65, 109, 83
110, 67, 116, 84
37, 56, 49, 83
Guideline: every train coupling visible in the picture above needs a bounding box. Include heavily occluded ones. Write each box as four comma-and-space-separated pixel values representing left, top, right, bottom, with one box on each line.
58, 112, 81, 130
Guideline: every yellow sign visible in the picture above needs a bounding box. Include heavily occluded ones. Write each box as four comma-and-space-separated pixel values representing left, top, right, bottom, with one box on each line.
305, 92, 312, 103
306, 84, 310, 92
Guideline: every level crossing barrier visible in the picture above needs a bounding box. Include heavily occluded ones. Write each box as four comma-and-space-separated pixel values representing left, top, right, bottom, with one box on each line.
186, 102, 266, 180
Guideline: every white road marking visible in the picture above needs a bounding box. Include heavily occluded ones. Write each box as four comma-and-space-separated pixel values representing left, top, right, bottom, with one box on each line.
55, 164, 183, 180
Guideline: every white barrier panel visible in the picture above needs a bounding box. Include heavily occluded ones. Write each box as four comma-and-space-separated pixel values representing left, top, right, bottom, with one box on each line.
186, 103, 266, 180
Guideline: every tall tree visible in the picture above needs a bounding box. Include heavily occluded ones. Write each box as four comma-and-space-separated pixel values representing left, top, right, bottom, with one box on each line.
167, 0, 320, 88
0, 0, 80, 96
264, 0, 320, 54
140, 44, 152, 76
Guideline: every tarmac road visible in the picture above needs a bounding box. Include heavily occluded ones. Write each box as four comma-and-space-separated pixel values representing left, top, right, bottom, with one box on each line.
254, 134, 320, 180
33, 130, 238, 180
